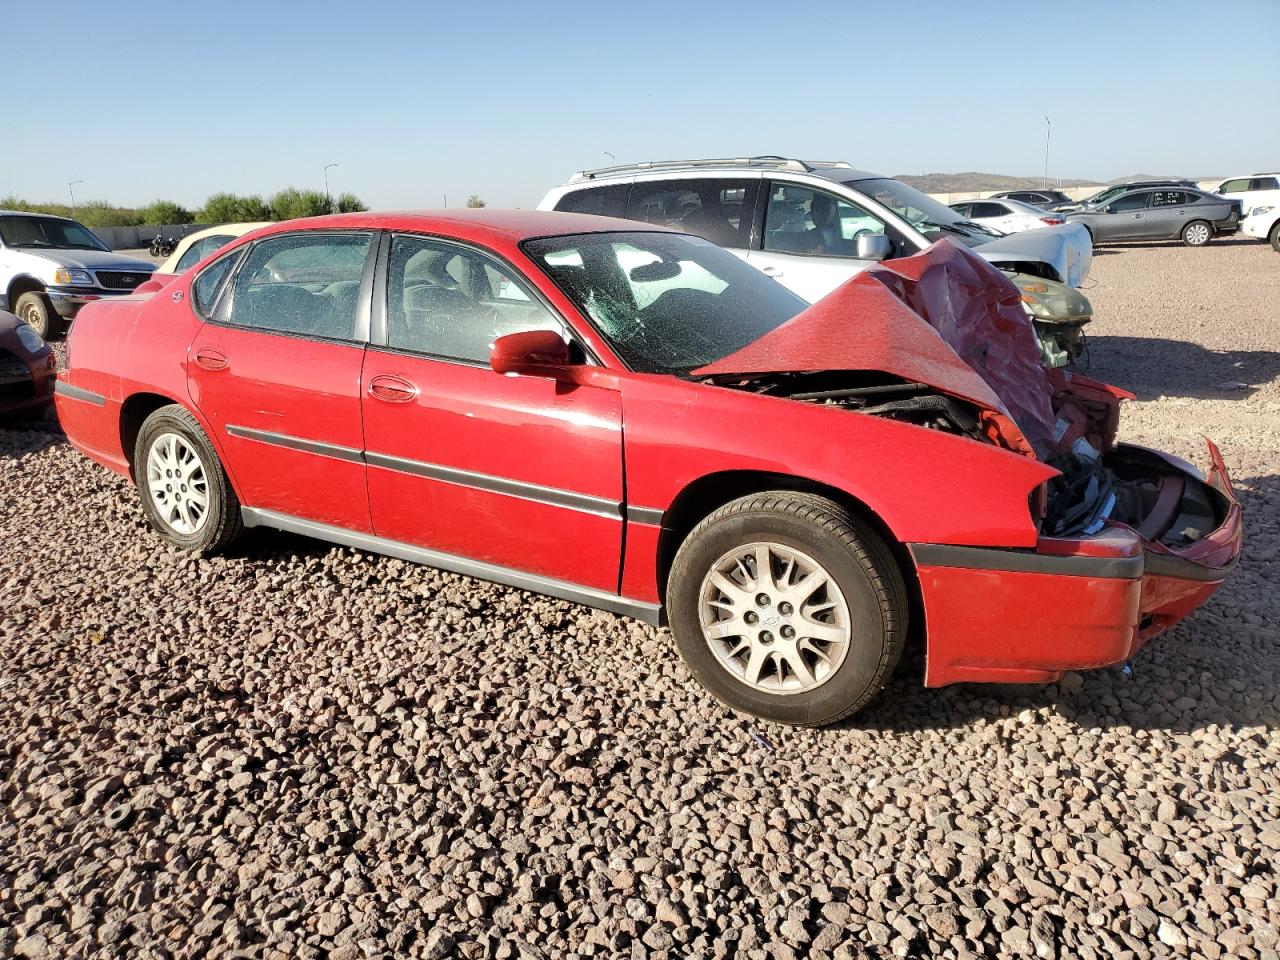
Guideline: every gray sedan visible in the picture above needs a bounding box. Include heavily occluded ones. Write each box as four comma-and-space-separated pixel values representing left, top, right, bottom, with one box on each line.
1064, 188, 1242, 246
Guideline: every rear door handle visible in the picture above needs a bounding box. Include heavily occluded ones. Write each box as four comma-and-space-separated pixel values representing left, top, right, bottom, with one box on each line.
194, 349, 228, 371
761, 265, 784, 277
368, 374, 418, 403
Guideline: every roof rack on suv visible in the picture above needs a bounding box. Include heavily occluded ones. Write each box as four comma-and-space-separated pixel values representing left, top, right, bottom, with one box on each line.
569, 156, 853, 181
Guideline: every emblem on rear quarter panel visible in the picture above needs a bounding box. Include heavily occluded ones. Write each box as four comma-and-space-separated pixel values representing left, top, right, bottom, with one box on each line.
171, 291, 184, 303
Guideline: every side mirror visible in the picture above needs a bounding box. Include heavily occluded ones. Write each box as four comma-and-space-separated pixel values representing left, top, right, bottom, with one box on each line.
855, 233, 892, 261
490, 329, 573, 376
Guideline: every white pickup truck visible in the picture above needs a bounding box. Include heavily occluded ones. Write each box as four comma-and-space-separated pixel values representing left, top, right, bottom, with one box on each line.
0, 210, 155, 339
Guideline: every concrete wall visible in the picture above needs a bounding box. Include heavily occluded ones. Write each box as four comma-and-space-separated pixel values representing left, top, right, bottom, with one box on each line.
91, 222, 217, 251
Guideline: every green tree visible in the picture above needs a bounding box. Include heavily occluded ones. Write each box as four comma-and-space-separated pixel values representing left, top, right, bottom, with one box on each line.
335, 192, 367, 213
271, 187, 332, 221
466, 194, 486, 208
199, 192, 272, 223
141, 200, 193, 225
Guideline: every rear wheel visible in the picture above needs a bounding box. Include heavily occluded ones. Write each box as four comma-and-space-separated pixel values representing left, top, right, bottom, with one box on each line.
1269, 222, 1280, 253
668, 492, 906, 726
15, 291, 61, 340
1182, 220, 1212, 246
134, 405, 242, 552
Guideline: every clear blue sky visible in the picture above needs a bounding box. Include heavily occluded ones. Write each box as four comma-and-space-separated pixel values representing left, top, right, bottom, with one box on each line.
4, 0, 1277, 210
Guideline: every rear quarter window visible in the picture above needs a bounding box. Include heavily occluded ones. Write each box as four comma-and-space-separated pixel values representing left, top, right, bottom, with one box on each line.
192, 251, 241, 317
553, 184, 631, 217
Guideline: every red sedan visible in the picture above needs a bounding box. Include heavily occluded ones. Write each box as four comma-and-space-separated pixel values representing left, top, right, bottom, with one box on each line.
54, 211, 1241, 725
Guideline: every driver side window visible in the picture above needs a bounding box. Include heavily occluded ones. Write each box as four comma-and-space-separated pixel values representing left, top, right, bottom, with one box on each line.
386, 235, 561, 364
1109, 192, 1150, 212
762, 185, 887, 257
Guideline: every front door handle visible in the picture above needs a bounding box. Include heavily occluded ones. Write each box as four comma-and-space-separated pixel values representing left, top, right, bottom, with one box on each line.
194, 349, 228, 371
369, 374, 418, 403
761, 265, 784, 277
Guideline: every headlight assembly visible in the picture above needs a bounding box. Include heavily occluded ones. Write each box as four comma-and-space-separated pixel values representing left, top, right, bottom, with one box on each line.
53, 268, 95, 286
15, 322, 47, 354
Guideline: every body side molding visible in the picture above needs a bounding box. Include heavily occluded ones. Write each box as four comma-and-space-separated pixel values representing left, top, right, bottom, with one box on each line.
240, 506, 665, 625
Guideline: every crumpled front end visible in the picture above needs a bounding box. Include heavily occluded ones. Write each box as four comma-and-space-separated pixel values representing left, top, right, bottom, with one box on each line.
695, 239, 1242, 686
915, 438, 1241, 686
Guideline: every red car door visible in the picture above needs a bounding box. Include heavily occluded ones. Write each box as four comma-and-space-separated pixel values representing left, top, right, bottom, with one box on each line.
360, 234, 624, 592
186, 230, 376, 532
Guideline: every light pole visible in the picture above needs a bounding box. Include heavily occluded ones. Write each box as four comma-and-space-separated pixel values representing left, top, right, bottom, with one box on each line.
604, 151, 616, 165
1043, 117, 1051, 189
442, 194, 448, 208
68, 179, 84, 212
323, 163, 339, 211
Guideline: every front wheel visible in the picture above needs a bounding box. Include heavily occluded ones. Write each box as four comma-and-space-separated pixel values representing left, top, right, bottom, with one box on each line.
1182, 220, 1212, 247
134, 405, 243, 552
667, 492, 907, 726
1269, 222, 1280, 253
14, 291, 61, 340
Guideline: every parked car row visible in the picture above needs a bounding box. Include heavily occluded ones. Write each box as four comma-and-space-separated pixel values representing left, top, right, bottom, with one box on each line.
49, 206, 1242, 725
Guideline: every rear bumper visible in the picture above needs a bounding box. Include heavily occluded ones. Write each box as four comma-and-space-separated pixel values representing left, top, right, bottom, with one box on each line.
913, 439, 1241, 686
47, 286, 140, 320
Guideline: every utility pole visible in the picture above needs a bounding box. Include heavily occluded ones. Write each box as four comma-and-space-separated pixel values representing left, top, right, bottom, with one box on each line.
323, 163, 339, 212
1043, 117, 1051, 189
68, 179, 84, 212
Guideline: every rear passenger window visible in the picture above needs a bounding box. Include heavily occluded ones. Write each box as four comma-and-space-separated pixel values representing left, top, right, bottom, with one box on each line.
554, 184, 631, 217
1152, 191, 1191, 207
227, 234, 371, 340
1251, 177, 1279, 191
385, 235, 561, 364
625, 178, 758, 248
970, 202, 1008, 218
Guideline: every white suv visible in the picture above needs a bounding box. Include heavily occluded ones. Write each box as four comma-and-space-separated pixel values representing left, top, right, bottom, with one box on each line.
537, 157, 1092, 305
0, 211, 155, 339
1213, 173, 1280, 219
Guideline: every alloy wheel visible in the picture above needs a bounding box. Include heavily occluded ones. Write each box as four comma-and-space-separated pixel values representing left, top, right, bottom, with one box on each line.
1186, 223, 1210, 245
146, 432, 210, 535
697, 541, 851, 694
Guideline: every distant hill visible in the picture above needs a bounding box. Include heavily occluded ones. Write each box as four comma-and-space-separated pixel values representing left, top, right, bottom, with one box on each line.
896, 172, 1102, 193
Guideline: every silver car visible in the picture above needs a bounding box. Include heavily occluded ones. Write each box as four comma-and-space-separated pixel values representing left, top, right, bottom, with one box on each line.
1064, 187, 1242, 247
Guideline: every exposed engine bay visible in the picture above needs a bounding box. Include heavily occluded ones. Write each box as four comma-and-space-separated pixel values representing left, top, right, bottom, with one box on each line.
711, 369, 1227, 545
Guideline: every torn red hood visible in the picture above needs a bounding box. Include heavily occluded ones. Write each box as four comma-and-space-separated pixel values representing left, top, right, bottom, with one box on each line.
696, 240, 1122, 459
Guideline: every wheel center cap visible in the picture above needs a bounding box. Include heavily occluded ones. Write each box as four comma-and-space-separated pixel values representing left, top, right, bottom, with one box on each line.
759, 610, 782, 629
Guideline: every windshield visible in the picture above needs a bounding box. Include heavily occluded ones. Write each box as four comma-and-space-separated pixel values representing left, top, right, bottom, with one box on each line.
523, 231, 807, 374
851, 178, 1000, 246
0, 215, 108, 251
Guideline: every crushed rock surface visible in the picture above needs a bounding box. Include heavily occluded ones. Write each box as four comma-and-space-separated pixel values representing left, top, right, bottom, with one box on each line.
1, 239, 1278, 958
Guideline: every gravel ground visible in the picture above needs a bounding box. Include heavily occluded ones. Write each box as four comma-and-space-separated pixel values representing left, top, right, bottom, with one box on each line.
2, 240, 1278, 959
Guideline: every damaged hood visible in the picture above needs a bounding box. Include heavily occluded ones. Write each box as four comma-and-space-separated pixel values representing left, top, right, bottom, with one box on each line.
696, 240, 1121, 460
974, 222, 1092, 287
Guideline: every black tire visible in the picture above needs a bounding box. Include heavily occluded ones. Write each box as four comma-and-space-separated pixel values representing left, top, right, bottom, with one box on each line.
1182, 220, 1212, 247
134, 404, 243, 552
667, 492, 907, 726
14, 291, 62, 340
1269, 222, 1280, 254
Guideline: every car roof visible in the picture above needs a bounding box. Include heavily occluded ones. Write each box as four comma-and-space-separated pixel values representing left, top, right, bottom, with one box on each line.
563, 156, 883, 185
0, 210, 76, 220
247, 209, 672, 244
